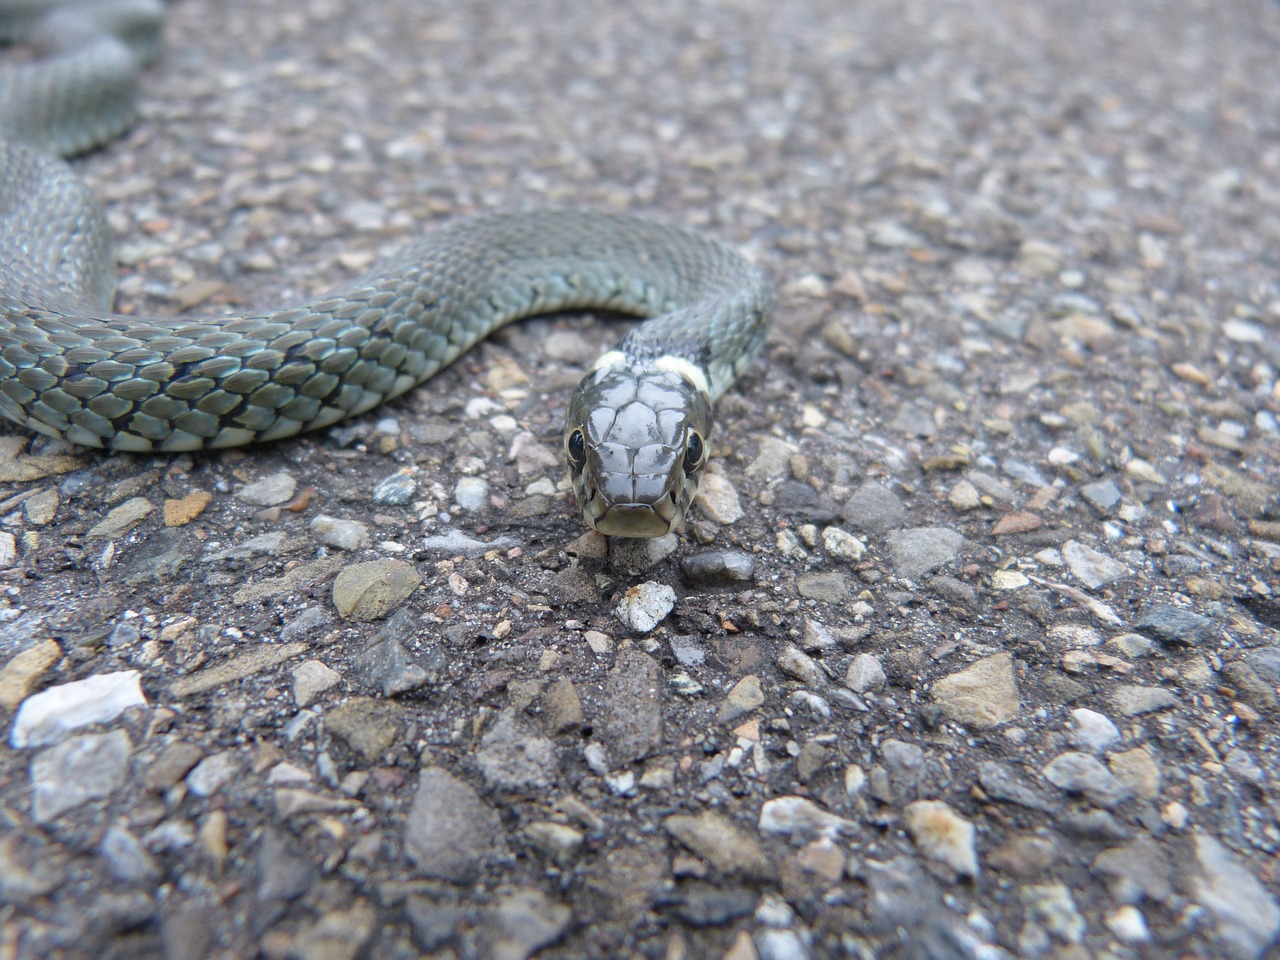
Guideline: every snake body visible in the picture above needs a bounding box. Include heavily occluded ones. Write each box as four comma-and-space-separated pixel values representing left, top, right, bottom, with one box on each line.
0, 1, 771, 537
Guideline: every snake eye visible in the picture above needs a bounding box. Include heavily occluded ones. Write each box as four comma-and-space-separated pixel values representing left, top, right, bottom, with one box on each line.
682, 431, 705, 475
566, 428, 587, 466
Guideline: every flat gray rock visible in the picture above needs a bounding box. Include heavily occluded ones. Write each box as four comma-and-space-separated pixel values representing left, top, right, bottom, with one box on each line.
885, 527, 965, 579
404, 768, 509, 883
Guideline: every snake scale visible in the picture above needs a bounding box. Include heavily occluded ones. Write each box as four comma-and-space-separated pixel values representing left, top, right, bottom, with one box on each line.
0, 0, 771, 537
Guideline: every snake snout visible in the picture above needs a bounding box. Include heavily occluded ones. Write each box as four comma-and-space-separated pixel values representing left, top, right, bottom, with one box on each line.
577, 442, 687, 538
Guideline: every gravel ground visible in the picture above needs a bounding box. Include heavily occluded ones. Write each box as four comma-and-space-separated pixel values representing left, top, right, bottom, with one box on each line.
2, 0, 1279, 958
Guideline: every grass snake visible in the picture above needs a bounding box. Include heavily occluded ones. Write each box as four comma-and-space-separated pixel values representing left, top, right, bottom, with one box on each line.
0, 0, 772, 537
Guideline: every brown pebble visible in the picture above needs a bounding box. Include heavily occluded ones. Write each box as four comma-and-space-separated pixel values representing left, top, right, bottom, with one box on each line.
285, 487, 315, 512
992, 511, 1043, 535
164, 490, 213, 526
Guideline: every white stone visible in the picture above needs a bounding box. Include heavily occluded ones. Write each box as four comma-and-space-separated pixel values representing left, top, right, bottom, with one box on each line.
758, 795, 856, 842
615, 582, 676, 634
10, 671, 146, 749
292, 660, 342, 708
1068, 708, 1121, 753
845, 654, 886, 693
903, 800, 979, 877
1106, 906, 1150, 943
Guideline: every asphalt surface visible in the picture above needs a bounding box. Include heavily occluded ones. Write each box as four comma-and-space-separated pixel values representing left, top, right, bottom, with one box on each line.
1, 1, 1279, 958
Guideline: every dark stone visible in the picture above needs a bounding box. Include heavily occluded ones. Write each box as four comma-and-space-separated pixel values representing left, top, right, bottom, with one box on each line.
1133, 603, 1217, 645
929, 574, 978, 610
776, 481, 839, 525
353, 607, 446, 696
680, 550, 755, 588
123, 529, 189, 585
1060, 809, 1133, 841
663, 884, 757, 926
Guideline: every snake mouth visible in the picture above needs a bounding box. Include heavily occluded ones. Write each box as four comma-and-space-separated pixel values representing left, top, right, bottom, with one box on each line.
587, 502, 677, 538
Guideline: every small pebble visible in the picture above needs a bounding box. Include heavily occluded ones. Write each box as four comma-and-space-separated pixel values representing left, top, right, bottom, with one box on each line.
372, 469, 417, 505
309, 515, 371, 550
615, 581, 676, 633
236, 472, 296, 506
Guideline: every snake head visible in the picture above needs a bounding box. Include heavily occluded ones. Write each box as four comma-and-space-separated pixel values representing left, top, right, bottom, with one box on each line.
565, 358, 713, 538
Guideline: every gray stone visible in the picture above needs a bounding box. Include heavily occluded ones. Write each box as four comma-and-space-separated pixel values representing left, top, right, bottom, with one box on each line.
186, 750, 239, 797
1090, 836, 1173, 904
86, 497, 154, 538
718, 675, 765, 723
668, 634, 708, 667
280, 606, 332, 643
420, 530, 520, 555
776, 644, 824, 686
1021, 883, 1086, 944
1108, 632, 1155, 658
483, 887, 572, 960
887, 402, 935, 437
454, 476, 489, 512
977, 761, 1062, 813
1068, 708, 1121, 753
796, 571, 849, 602
885, 527, 965, 579
31, 730, 132, 822
101, 824, 162, 884
1041, 752, 1131, 808
1080, 479, 1123, 513
404, 897, 463, 953
755, 927, 810, 960
841, 481, 906, 533
1002, 459, 1047, 487
1062, 540, 1131, 589
476, 710, 559, 792
664, 810, 773, 880
1191, 833, 1280, 960
668, 885, 757, 926
255, 829, 315, 903
1109, 684, 1178, 716
1246, 646, 1280, 685
879, 739, 925, 803
353, 607, 443, 697
595, 649, 663, 766
202, 531, 286, 562
292, 659, 341, 707
758, 795, 856, 843
236, 472, 296, 506
405, 768, 508, 882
